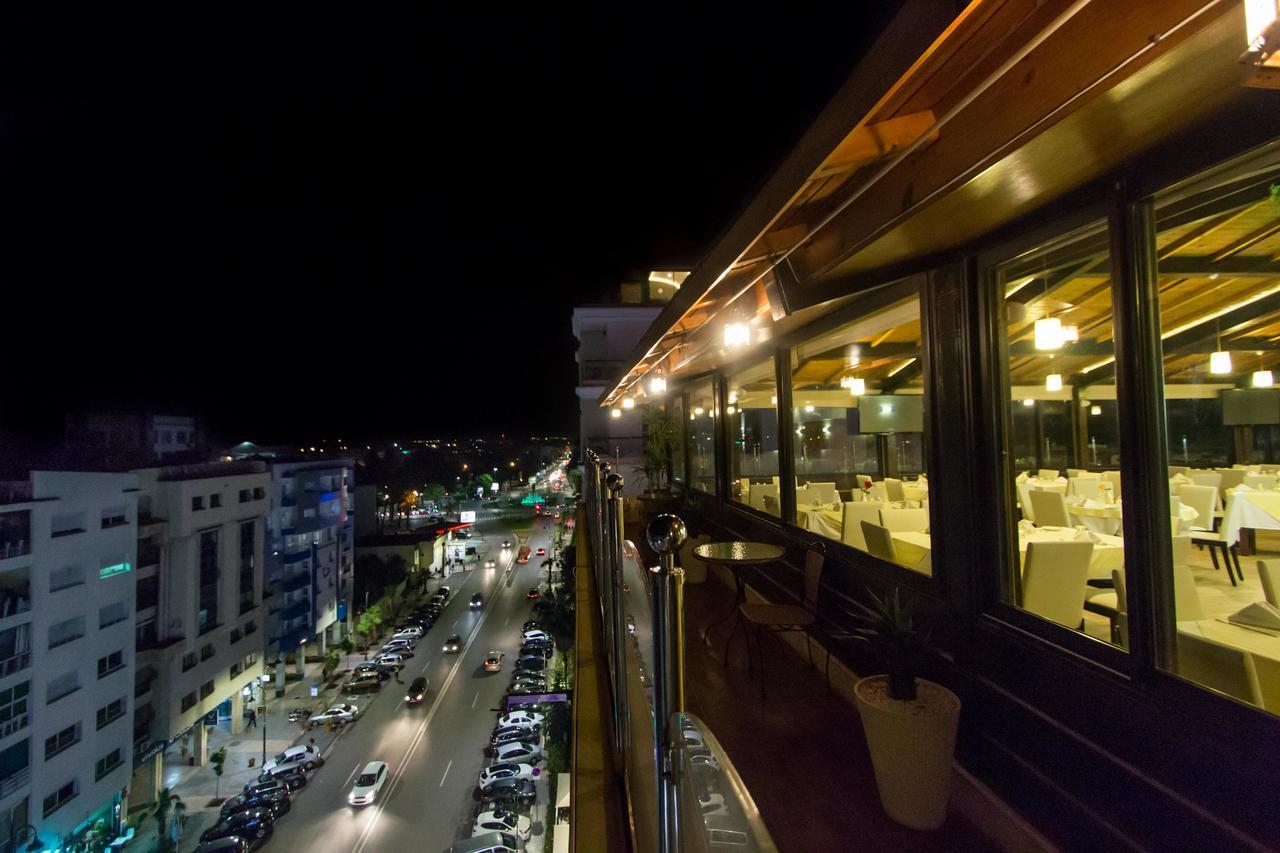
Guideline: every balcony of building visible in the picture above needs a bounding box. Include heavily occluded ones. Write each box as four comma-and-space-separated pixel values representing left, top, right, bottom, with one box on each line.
0, 570, 30, 623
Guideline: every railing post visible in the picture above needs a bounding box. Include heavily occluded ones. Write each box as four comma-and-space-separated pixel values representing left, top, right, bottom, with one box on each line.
647, 513, 687, 853
605, 472, 628, 755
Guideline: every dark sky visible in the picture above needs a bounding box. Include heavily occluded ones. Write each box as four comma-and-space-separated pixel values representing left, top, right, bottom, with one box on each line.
2, 5, 901, 447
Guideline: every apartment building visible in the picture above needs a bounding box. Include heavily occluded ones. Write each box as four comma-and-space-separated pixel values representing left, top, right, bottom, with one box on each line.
128, 462, 268, 811
0, 472, 138, 851
261, 459, 354, 693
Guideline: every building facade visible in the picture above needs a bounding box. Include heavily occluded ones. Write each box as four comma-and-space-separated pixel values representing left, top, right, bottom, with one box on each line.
0, 472, 139, 851
128, 462, 269, 811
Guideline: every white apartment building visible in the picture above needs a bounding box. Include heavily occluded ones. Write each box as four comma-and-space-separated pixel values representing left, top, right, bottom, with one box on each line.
0, 472, 139, 851
261, 460, 354, 693
128, 462, 269, 812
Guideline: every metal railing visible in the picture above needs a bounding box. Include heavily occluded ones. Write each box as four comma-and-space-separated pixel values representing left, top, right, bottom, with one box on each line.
582, 450, 776, 853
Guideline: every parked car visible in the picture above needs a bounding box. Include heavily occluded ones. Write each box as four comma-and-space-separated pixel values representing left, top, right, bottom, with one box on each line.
492, 741, 543, 764
478, 762, 535, 788
373, 654, 405, 670
263, 744, 321, 773
382, 638, 415, 653
471, 593, 484, 608
195, 838, 250, 853
200, 809, 273, 848
308, 704, 358, 727
521, 630, 550, 643
518, 645, 552, 661
241, 779, 292, 799
514, 656, 546, 671
490, 725, 541, 747
442, 634, 462, 653
498, 710, 545, 728
437, 586, 451, 597
472, 809, 532, 842
522, 620, 543, 632
406, 677, 429, 704
220, 790, 291, 820
484, 651, 505, 672
509, 681, 547, 696
254, 765, 308, 788
348, 760, 390, 806
480, 777, 537, 808
393, 627, 424, 639
344, 674, 384, 693
353, 663, 392, 681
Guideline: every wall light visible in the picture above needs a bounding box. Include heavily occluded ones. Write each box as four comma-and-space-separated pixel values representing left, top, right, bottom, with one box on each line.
1090, 405, 1102, 416
1045, 374, 1063, 392
1034, 317, 1063, 350
621, 398, 635, 409
726, 406, 737, 415
648, 376, 667, 395
1210, 350, 1233, 375
880, 404, 893, 415
1023, 398, 1036, 407
723, 323, 750, 348
694, 407, 705, 416
771, 395, 778, 405
610, 408, 622, 419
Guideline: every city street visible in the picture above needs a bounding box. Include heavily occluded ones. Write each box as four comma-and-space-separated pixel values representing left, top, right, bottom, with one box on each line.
262, 508, 558, 853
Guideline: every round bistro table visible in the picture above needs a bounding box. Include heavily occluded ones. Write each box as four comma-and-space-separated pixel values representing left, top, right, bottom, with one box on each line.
695, 541, 785, 665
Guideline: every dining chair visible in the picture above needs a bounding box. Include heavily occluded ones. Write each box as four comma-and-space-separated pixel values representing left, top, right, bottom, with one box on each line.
1102, 470, 1123, 492
740, 544, 828, 697
1175, 632, 1266, 710
1243, 474, 1277, 491
1037, 468, 1060, 481
1177, 483, 1242, 585
1084, 568, 1128, 645
1258, 559, 1280, 607
1214, 468, 1247, 493
867, 482, 889, 502
1021, 540, 1093, 629
1066, 468, 1086, 479
809, 482, 838, 504
1069, 478, 1108, 499
1017, 479, 1037, 524
1168, 466, 1191, 478
763, 494, 780, 516
841, 502, 886, 551
1076, 471, 1102, 480
883, 477, 906, 502
879, 507, 929, 533
1190, 471, 1223, 491
1029, 489, 1073, 528
677, 533, 712, 584
748, 483, 778, 512
861, 521, 899, 564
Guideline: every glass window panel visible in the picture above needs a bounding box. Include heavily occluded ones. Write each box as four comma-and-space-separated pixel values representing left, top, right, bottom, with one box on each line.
727, 356, 780, 516
1154, 149, 1280, 716
785, 281, 930, 574
686, 378, 719, 495
670, 395, 686, 485
996, 222, 1127, 648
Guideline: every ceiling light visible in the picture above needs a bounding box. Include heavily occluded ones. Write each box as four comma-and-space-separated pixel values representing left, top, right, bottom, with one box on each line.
694, 407, 705, 416
849, 378, 866, 396
723, 323, 750, 348
1045, 374, 1063, 392
1061, 325, 1079, 343
1034, 317, 1063, 350
1254, 370, 1274, 388
621, 398, 635, 409
1245, 0, 1279, 52
1210, 351, 1233, 375
1023, 399, 1035, 407
648, 376, 667, 394
804, 405, 815, 413
728, 390, 738, 404
770, 394, 778, 405
879, 404, 893, 415
1090, 405, 1102, 416
610, 408, 622, 419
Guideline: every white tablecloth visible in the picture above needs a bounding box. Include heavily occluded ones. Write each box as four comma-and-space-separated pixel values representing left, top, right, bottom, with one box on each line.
1220, 490, 1280, 545
889, 527, 1124, 580
1066, 502, 1199, 536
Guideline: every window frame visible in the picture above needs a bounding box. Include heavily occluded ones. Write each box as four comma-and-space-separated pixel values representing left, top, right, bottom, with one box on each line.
721, 349, 786, 525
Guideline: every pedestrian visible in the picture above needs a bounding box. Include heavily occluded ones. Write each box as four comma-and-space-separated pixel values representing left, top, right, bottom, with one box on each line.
247, 708, 256, 730
394, 670, 403, 684
309, 737, 317, 752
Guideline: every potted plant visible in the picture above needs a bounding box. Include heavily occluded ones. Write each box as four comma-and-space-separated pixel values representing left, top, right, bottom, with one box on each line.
846, 588, 960, 831
635, 405, 677, 498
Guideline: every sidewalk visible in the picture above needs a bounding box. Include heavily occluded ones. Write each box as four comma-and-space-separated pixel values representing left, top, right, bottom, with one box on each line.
132, 578, 451, 852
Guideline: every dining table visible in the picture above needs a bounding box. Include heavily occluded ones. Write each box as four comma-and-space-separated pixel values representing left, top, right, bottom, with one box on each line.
695, 540, 786, 666
1067, 500, 1199, 536
888, 526, 1125, 580
1220, 489, 1280, 546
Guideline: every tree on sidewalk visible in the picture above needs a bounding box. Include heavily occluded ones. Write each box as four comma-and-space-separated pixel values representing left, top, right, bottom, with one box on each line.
356, 605, 384, 657
148, 788, 186, 853
322, 649, 341, 683
210, 747, 228, 801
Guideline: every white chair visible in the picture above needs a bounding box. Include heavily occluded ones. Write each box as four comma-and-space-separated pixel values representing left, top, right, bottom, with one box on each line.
1085, 568, 1129, 645
748, 483, 778, 513
1037, 469, 1060, 481
1175, 632, 1265, 710
1258, 559, 1280, 607
1178, 484, 1242, 585
808, 482, 838, 504
1102, 470, 1123, 492
763, 494, 780, 516
1022, 540, 1094, 629
842, 501, 886, 551
1168, 466, 1191, 478
1029, 489, 1073, 528
1215, 468, 1247, 493
1169, 495, 1185, 534
861, 521, 898, 564
1069, 478, 1108, 500
1017, 479, 1037, 524
883, 478, 906, 503
879, 507, 929, 533
795, 484, 814, 505
1076, 471, 1101, 480
1066, 468, 1086, 479
1190, 471, 1222, 491
867, 482, 889, 502
1243, 474, 1277, 491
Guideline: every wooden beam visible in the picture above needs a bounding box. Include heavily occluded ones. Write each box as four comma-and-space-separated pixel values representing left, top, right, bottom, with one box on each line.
809, 111, 938, 180
1213, 220, 1280, 262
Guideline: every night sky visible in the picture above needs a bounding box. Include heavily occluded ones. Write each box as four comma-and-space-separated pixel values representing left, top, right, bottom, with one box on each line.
2, 5, 902, 449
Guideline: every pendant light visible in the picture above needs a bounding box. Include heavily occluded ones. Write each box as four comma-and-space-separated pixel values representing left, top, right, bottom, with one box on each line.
1252, 351, 1273, 387
1210, 319, 1232, 375
1045, 374, 1063, 392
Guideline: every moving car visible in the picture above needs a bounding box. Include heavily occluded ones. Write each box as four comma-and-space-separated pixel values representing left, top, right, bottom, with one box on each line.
516, 546, 530, 564
471, 593, 484, 608
498, 710, 545, 728
525, 588, 540, 600
472, 809, 532, 842
479, 777, 537, 808
348, 761, 389, 806
484, 559, 496, 569
492, 741, 543, 764
501, 540, 511, 548
442, 634, 462, 653
406, 676, 429, 704
535, 547, 546, 556
491, 725, 541, 747
220, 790, 291, 820
263, 744, 321, 773
478, 762, 535, 788
483, 651, 505, 672
199, 810, 274, 848
308, 704, 358, 727
343, 674, 383, 694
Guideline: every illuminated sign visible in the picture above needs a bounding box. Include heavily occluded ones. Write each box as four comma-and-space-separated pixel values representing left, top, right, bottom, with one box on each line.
460, 510, 476, 523
100, 561, 132, 579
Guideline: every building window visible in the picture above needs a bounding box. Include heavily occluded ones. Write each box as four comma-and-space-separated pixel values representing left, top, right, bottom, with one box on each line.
229, 661, 242, 679
786, 281, 931, 572
239, 489, 251, 503
0, 682, 30, 739
98, 601, 129, 629
1151, 149, 1280, 716
191, 496, 204, 511
727, 356, 780, 516
180, 693, 196, 712
136, 574, 159, 611
176, 430, 186, 443
243, 620, 256, 636
687, 376, 719, 494
239, 520, 256, 614
200, 643, 215, 661
197, 529, 218, 633
181, 652, 196, 672
94, 749, 122, 781
230, 628, 242, 644
42, 780, 77, 817
44, 724, 79, 760
0, 511, 31, 560
46, 672, 79, 704
49, 564, 84, 592
210, 493, 221, 509
302, 508, 316, 519
97, 650, 125, 679
96, 697, 126, 730
47, 616, 85, 650
100, 509, 128, 529
253, 487, 265, 500
200, 680, 214, 700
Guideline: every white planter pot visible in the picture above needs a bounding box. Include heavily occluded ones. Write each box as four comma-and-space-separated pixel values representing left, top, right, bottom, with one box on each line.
854, 674, 961, 831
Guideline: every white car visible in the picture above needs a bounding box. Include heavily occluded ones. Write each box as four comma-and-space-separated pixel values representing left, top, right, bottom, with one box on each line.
373, 653, 404, 669
497, 710, 545, 729
478, 762, 535, 788
473, 809, 532, 841
348, 761, 389, 806
263, 744, 321, 772
308, 704, 358, 727
382, 638, 415, 651
521, 630, 550, 643
380, 643, 413, 658
393, 627, 423, 639
493, 741, 543, 763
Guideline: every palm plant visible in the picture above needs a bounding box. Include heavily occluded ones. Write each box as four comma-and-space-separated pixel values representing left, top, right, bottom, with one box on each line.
149, 787, 186, 853
844, 588, 932, 701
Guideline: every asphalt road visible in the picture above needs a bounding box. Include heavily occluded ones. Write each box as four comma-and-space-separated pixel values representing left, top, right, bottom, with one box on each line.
261, 509, 557, 853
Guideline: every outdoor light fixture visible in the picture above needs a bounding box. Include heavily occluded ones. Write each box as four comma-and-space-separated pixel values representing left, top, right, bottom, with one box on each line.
723, 322, 750, 348
648, 375, 667, 394
621, 397, 635, 409
1091, 405, 1103, 416
1023, 398, 1036, 407
1045, 374, 1063, 392
1210, 350, 1233, 374
611, 408, 622, 419
1255, 370, 1275, 388
1241, 0, 1280, 86
1034, 317, 1063, 350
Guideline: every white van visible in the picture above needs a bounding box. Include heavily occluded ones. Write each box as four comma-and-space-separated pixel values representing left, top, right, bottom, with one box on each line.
447, 831, 518, 853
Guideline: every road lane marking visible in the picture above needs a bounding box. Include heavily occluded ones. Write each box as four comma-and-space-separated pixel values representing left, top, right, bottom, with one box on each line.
504, 615, 510, 627
471, 691, 479, 709
344, 762, 362, 787
439, 759, 452, 787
